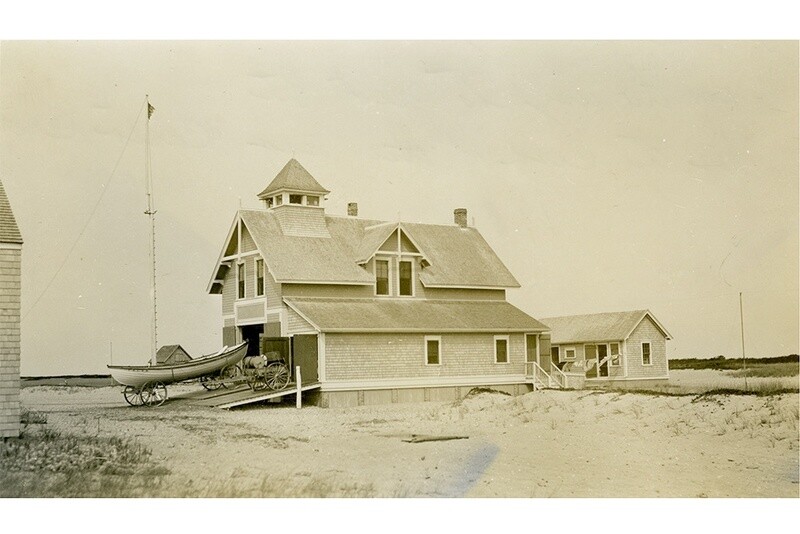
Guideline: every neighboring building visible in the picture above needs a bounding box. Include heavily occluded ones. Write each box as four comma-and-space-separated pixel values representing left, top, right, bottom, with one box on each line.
540, 310, 672, 386
207, 159, 550, 407
156, 344, 192, 365
0, 179, 22, 438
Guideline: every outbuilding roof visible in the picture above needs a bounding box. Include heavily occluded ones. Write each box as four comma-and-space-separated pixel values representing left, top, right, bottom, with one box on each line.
257, 158, 330, 198
540, 310, 672, 344
228, 210, 521, 288
284, 297, 549, 333
0, 179, 22, 244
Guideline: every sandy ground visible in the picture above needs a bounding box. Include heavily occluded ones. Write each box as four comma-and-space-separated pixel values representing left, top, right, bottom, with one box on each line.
16, 374, 799, 498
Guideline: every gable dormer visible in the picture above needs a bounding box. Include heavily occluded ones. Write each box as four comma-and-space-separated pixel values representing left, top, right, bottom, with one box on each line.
357, 223, 427, 297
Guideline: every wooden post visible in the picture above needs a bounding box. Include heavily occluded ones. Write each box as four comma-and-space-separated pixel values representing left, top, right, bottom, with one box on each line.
296, 365, 302, 409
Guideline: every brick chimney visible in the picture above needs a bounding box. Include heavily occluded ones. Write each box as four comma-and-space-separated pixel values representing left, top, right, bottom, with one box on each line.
347, 202, 358, 217
454, 208, 468, 228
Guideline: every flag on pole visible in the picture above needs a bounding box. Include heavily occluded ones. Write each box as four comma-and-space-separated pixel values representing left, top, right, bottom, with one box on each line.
148, 102, 155, 119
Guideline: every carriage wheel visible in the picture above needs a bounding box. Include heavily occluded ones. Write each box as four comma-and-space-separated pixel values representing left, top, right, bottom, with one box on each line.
264, 363, 291, 390
248, 367, 269, 392
200, 374, 221, 391
220, 365, 241, 389
142, 382, 167, 407
123, 385, 144, 407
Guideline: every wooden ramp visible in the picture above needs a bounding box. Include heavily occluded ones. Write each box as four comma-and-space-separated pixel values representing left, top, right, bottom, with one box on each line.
180, 382, 321, 409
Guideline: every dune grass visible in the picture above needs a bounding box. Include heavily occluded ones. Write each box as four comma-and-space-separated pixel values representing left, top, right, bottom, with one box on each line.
1, 426, 379, 498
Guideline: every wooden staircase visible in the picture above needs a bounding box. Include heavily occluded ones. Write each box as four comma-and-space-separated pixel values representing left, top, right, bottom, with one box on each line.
526, 361, 568, 390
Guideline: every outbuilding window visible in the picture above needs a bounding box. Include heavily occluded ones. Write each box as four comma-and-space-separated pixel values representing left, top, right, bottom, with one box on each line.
641, 342, 652, 366
425, 336, 441, 365
494, 335, 509, 364
610, 342, 621, 366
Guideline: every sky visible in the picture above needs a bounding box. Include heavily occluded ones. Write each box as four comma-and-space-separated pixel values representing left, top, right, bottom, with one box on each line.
1, 40, 797, 375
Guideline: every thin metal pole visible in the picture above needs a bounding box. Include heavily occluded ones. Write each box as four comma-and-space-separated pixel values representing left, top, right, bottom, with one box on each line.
739, 292, 747, 390
145, 95, 158, 365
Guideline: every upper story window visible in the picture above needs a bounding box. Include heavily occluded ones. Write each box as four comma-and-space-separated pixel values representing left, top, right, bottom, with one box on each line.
237, 263, 245, 299
274, 194, 283, 206
375, 260, 390, 296
265, 197, 274, 208
255, 259, 265, 297
425, 336, 441, 365
289, 194, 303, 205
399, 260, 413, 296
306, 195, 320, 206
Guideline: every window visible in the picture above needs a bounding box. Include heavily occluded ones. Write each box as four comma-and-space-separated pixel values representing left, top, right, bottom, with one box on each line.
255, 259, 264, 297
610, 342, 621, 366
642, 342, 652, 365
425, 336, 441, 365
399, 260, 413, 296
237, 263, 245, 299
375, 260, 389, 295
274, 194, 283, 206
265, 197, 274, 208
494, 336, 509, 364
289, 194, 303, 205
306, 195, 320, 206
563, 348, 576, 361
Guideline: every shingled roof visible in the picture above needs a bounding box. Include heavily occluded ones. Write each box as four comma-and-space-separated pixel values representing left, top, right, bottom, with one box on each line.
257, 159, 330, 199
0, 179, 22, 244
540, 310, 672, 344
285, 297, 548, 333
227, 210, 521, 288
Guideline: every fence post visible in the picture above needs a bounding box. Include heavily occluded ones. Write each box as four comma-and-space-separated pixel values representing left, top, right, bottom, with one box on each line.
296, 366, 302, 409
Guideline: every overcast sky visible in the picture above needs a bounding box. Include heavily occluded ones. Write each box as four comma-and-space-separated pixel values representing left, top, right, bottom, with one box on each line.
1, 40, 797, 375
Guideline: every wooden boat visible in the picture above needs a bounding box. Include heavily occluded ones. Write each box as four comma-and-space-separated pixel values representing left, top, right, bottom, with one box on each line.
108, 342, 248, 388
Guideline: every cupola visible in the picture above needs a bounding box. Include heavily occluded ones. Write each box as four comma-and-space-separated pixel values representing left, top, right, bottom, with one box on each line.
257, 158, 330, 210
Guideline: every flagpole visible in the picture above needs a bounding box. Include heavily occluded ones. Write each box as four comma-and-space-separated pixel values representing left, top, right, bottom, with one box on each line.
739, 291, 747, 391
145, 95, 158, 366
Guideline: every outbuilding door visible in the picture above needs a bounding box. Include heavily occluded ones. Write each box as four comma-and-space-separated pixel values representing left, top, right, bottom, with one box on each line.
292, 334, 319, 383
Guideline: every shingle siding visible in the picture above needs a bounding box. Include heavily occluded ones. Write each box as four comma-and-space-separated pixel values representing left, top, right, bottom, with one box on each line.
0, 247, 21, 438
286, 307, 315, 334
325, 332, 525, 382
625, 316, 669, 379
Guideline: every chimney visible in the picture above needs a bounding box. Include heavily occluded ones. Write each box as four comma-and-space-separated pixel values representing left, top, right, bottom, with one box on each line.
347, 202, 358, 217
454, 208, 468, 228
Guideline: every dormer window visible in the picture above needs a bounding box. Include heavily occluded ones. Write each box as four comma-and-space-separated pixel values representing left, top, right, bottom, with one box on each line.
375, 260, 390, 296
399, 260, 413, 296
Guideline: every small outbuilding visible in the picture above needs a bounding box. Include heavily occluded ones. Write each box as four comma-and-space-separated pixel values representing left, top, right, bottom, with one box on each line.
540, 310, 672, 386
0, 179, 22, 438
156, 345, 192, 365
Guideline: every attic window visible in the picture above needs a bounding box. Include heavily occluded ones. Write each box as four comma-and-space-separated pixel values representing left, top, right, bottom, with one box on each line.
255, 259, 265, 297
289, 194, 303, 205
399, 260, 413, 296
237, 263, 245, 299
306, 195, 320, 206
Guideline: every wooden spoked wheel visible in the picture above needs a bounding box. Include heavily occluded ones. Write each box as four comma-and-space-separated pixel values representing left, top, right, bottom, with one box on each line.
248, 367, 269, 392
220, 365, 241, 389
264, 363, 290, 390
200, 374, 221, 391
142, 382, 167, 407
123, 385, 144, 406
